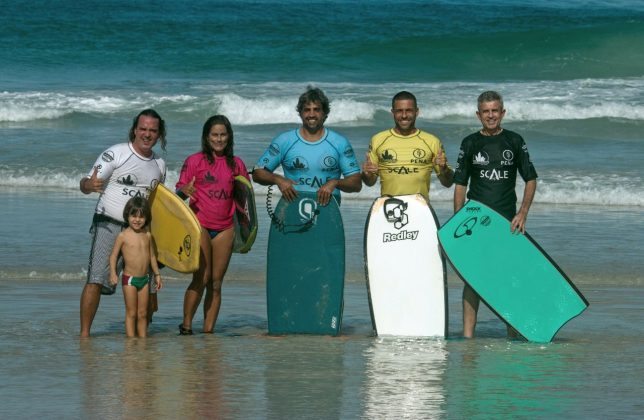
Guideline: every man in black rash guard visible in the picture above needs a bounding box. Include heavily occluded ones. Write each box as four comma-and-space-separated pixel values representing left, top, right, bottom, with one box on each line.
453, 91, 538, 339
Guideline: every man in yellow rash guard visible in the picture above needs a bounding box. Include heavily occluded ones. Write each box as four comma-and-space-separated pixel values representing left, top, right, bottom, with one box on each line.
361, 91, 454, 200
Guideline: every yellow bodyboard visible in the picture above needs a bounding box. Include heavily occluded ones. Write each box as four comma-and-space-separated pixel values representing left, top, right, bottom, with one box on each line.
149, 184, 201, 273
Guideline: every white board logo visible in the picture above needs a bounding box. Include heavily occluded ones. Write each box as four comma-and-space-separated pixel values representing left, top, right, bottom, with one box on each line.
383, 230, 419, 242
382, 197, 419, 242
383, 198, 408, 229
299, 198, 318, 224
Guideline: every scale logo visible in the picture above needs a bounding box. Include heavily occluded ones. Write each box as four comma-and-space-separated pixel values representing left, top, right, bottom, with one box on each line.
204, 171, 217, 184
473, 151, 489, 166
117, 173, 137, 186
380, 149, 397, 163
299, 198, 318, 225
288, 156, 309, 171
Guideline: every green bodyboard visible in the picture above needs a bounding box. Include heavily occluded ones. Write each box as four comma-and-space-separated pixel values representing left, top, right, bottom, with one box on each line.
266, 192, 345, 335
438, 200, 588, 342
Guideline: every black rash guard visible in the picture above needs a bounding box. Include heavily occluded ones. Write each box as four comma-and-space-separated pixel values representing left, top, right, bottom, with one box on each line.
453, 129, 538, 220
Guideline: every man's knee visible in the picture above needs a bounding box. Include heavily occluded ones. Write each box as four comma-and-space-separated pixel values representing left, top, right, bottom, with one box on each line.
81, 283, 102, 304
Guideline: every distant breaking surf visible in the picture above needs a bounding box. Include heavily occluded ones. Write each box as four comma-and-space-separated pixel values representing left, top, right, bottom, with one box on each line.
2, 77, 644, 123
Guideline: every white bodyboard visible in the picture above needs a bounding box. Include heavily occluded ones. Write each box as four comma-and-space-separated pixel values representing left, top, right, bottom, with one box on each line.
365, 194, 447, 336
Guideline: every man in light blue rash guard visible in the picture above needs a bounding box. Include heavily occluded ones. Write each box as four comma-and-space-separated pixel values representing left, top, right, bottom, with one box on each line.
253, 86, 362, 205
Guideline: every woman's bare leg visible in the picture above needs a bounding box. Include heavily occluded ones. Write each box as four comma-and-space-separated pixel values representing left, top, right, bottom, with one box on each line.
203, 228, 234, 333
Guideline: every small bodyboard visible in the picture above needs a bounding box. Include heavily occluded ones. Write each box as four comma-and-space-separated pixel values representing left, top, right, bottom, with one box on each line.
267, 191, 345, 335
438, 199, 588, 342
364, 194, 447, 337
232, 175, 258, 254
149, 183, 201, 273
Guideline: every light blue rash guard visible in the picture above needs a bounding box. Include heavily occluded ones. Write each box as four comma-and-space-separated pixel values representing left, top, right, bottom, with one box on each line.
256, 128, 360, 201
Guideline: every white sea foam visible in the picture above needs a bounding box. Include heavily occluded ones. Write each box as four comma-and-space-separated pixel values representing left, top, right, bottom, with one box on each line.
0, 169, 81, 189
0, 91, 196, 122
3, 77, 643, 123
217, 93, 378, 125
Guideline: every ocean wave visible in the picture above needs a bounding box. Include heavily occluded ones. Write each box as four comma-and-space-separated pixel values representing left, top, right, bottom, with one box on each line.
217, 93, 377, 125
0, 269, 86, 283
1, 169, 641, 207
0, 169, 82, 190
2, 77, 644, 124
0, 91, 196, 122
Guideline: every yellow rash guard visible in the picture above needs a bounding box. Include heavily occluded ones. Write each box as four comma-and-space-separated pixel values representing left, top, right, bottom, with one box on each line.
368, 129, 450, 200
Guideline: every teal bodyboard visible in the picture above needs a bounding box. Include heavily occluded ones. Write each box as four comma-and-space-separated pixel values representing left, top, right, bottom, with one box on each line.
438, 200, 588, 342
266, 192, 345, 335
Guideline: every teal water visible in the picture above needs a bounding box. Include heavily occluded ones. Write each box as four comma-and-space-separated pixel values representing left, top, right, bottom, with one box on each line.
3, 0, 644, 83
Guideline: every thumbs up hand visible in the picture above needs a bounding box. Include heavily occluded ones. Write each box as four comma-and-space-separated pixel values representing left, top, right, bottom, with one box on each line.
433, 149, 447, 169
362, 153, 378, 175
179, 176, 197, 197
81, 166, 105, 194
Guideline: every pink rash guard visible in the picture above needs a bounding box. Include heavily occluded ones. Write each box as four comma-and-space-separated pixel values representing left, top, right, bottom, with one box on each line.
176, 152, 249, 231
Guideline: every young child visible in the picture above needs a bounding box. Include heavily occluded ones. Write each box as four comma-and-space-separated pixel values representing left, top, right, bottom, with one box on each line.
109, 196, 163, 337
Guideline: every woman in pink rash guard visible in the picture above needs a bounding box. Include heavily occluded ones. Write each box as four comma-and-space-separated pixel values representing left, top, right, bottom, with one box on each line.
176, 115, 250, 335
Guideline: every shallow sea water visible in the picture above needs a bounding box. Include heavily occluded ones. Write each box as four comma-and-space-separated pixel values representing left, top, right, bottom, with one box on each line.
1, 190, 643, 418
1, 278, 642, 419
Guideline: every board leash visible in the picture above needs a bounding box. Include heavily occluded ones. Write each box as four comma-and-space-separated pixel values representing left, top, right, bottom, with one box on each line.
266, 185, 318, 233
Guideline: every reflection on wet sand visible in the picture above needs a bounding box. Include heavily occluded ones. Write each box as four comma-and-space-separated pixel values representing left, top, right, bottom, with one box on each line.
79, 338, 162, 418
171, 337, 229, 418
264, 336, 346, 419
79, 335, 233, 417
446, 340, 574, 418
363, 338, 447, 418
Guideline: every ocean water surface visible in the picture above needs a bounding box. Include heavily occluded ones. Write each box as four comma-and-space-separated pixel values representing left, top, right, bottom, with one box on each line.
1, 0, 643, 418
